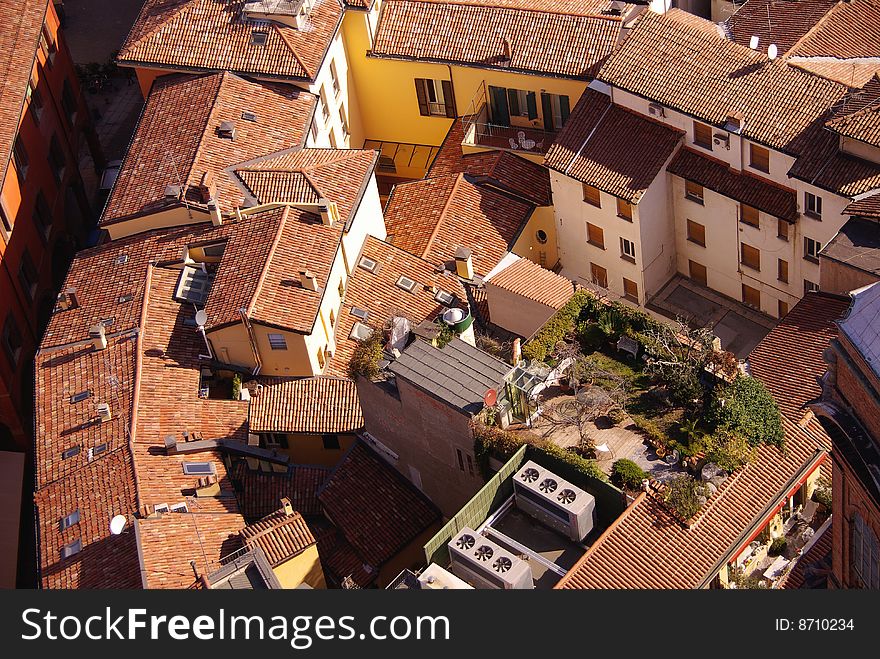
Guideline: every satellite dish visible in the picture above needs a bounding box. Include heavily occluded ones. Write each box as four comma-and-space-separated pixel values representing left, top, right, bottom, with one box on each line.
749, 35, 759, 50
109, 514, 127, 535
483, 388, 498, 407
767, 44, 778, 60
195, 309, 208, 327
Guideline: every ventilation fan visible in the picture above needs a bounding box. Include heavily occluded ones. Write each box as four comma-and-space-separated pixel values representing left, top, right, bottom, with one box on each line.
539, 478, 558, 493
492, 557, 512, 573
475, 545, 494, 561
520, 468, 539, 483
456, 534, 475, 550
557, 489, 576, 505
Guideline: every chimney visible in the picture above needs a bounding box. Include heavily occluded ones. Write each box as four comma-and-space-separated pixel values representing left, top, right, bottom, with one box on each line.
501, 37, 512, 64
197, 171, 216, 204
89, 324, 107, 350
454, 246, 474, 280
164, 434, 178, 455
299, 269, 319, 291
218, 120, 236, 140
56, 287, 78, 311
318, 197, 337, 227
96, 402, 112, 423
164, 184, 181, 199
724, 111, 744, 133
208, 199, 223, 227
281, 497, 294, 516
512, 337, 522, 365
195, 475, 220, 497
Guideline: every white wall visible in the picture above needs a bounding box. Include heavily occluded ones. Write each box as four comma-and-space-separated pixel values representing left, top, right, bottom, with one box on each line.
307, 32, 357, 149
485, 283, 559, 339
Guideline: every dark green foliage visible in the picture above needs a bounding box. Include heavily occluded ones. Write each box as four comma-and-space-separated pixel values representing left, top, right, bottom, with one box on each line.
705, 376, 784, 448
435, 321, 455, 348
522, 290, 596, 362
611, 459, 647, 490
769, 536, 787, 556
664, 475, 708, 521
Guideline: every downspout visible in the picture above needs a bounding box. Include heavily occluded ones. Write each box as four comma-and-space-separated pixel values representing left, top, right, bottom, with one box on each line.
239, 308, 263, 376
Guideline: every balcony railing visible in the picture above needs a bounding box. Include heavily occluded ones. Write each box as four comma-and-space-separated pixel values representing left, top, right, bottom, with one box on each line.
461, 104, 556, 156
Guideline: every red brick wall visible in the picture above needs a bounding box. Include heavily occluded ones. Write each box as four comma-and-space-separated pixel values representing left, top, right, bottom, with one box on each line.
832, 454, 880, 588
834, 351, 880, 445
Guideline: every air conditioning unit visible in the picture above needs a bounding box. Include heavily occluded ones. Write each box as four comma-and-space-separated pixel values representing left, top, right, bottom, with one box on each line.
513, 460, 596, 541
648, 102, 665, 118
713, 133, 730, 148
448, 527, 533, 590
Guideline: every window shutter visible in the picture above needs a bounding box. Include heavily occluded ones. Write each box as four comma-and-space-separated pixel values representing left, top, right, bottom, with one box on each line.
442, 79, 456, 118
415, 79, 429, 116
559, 95, 570, 125
507, 89, 520, 117
541, 92, 553, 131
526, 91, 538, 120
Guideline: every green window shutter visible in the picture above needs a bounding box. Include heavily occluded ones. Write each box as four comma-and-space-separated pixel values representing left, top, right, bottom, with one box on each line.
441, 79, 456, 118
560, 95, 571, 126
507, 89, 520, 117
489, 86, 510, 126
541, 92, 553, 131
415, 79, 429, 116
526, 91, 538, 120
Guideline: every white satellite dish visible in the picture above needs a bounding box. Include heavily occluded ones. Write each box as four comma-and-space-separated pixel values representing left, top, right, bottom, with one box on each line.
195, 309, 208, 327
749, 35, 759, 50
109, 514, 127, 535
767, 43, 778, 60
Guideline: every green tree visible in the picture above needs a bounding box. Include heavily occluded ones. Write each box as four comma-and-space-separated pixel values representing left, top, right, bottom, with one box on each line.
705, 376, 784, 448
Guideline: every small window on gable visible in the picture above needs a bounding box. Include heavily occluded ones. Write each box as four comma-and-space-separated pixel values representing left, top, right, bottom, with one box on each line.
396, 275, 417, 292
59, 510, 80, 531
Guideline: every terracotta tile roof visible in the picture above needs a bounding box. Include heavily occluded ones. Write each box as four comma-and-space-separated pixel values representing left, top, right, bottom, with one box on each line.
844, 191, 880, 219
35, 448, 141, 589
598, 9, 848, 155
545, 88, 683, 204
435, 0, 625, 12
429, 119, 552, 206
788, 0, 880, 59
748, 292, 848, 424
486, 256, 575, 309
370, 0, 622, 79
384, 173, 534, 275
102, 72, 315, 225
781, 519, 833, 589
248, 377, 363, 434
230, 460, 329, 520
558, 292, 845, 589
326, 235, 467, 377
241, 508, 316, 566
311, 521, 375, 587
318, 441, 440, 569
667, 147, 799, 221
118, 0, 343, 82
136, 512, 247, 588
789, 59, 880, 88
825, 76, 880, 148
725, 0, 836, 55
0, 0, 48, 185
787, 127, 880, 196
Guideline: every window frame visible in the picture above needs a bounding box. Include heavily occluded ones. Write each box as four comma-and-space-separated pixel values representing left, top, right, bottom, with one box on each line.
685, 180, 704, 204
804, 236, 821, 263
2, 313, 23, 368
749, 143, 770, 173
267, 333, 288, 350
582, 183, 601, 207
740, 204, 759, 228
623, 277, 638, 303
18, 249, 38, 301
693, 121, 713, 150
777, 258, 789, 284
620, 236, 636, 262
805, 192, 822, 220
616, 197, 633, 221
742, 283, 761, 309
686, 219, 706, 247
777, 218, 789, 242
586, 222, 605, 249
740, 242, 761, 271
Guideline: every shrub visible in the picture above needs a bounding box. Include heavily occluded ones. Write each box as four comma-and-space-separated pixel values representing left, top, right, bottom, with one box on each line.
435, 321, 455, 348
705, 376, 784, 449
664, 475, 709, 521
630, 414, 669, 448
769, 536, 787, 556
522, 290, 596, 362
576, 321, 607, 352
608, 407, 627, 425
702, 430, 756, 473
348, 327, 384, 379
728, 566, 768, 590
812, 477, 832, 509
611, 459, 647, 490
231, 373, 242, 401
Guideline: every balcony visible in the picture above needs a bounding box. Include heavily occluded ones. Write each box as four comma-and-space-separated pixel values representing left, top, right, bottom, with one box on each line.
461, 104, 556, 158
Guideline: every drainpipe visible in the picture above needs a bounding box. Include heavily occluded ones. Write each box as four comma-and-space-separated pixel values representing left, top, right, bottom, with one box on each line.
239, 308, 263, 375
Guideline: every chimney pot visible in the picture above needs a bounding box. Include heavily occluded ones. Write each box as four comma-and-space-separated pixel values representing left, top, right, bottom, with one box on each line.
281, 497, 294, 516
299, 269, 319, 291
89, 324, 108, 350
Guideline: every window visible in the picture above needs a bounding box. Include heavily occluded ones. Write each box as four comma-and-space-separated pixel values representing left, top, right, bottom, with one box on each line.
61, 80, 77, 126
620, 237, 636, 262
13, 134, 28, 181
170, 502, 188, 513
466, 454, 475, 477
330, 60, 341, 97
396, 275, 417, 292
267, 333, 287, 350
506, 88, 537, 119
329, 130, 337, 148
201, 243, 226, 258
590, 262, 608, 288
687, 219, 706, 247
582, 183, 601, 207
586, 222, 604, 249
317, 347, 326, 368
2, 313, 22, 368
804, 279, 819, 294
778, 300, 789, 318
1, 203, 11, 240
322, 434, 341, 450
28, 83, 43, 122
693, 121, 713, 149
48, 135, 66, 184
70, 390, 91, 404
740, 243, 760, 271
851, 512, 880, 588
456, 448, 465, 472
415, 78, 454, 117
623, 278, 638, 302
34, 191, 52, 239
338, 105, 349, 138
61, 539, 82, 560
742, 283, 761, 309
40, 23, 56, 65
182, 462, 215, 476
319, 87, 330, 122
804, 236, 821, 263
338, 279, 345, 298
689, 260, 707, 286
777, 258, 789, 283
805, 192, 822, 219
88, 443, 108, 461
778, 218, 789, 241
62, 445, 80, 460
540, 92, 570, 131
60, 510, 80, 531
378, 154, 396, 173
153, 503, 170, 513
616, 198, 633, 221
535, 229, 548, 244
740, 204, 759, 228
251, 30, 269, 46
18, 249, 38, 300
358, 256, 378, 273
749, 143, 770, 173
685, 180, 704, 204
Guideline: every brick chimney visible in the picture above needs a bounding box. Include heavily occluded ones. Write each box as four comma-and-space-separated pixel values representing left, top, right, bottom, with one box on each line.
299, 269, 319, 291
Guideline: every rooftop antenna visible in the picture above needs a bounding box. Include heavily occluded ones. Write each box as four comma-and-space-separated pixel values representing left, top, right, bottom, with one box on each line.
767, 43, 778, 60
109, 514, 128, 535
749, 35, 759, 50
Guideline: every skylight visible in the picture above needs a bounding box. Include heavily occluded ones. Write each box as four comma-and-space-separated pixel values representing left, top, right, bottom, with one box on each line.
61, 538, 82, 559
69, 390, 92, 404
435, 290, 456, 306
396, 275, 417, 292
350, 322, 374, 342
182, 462, 216, 476
350, 306, 369, 321
358, 256, 378, 273
59, 509, 80, 531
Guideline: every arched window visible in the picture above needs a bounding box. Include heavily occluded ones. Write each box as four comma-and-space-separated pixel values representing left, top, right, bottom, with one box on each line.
851, 512, 880, 588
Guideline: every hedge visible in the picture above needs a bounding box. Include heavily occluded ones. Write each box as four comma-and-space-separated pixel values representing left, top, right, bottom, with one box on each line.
705, 375, 784, 449
611, 459, 647, 490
